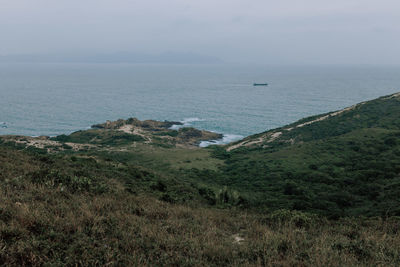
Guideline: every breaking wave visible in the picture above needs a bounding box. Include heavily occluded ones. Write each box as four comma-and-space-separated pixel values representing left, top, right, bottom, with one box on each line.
169, 117, 204, 130
199, 134, 243, 148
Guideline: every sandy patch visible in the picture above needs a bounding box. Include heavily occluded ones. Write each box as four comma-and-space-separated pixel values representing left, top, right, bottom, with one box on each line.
287, 106, 355, 130
385, 92, 400, 99
226, 131, 282, 151
226, 100, 366, 151
118, 125, 152, 143
6, 137, 95, 152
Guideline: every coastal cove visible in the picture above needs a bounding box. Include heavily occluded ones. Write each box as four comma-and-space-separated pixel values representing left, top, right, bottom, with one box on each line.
2, 92, 400, 265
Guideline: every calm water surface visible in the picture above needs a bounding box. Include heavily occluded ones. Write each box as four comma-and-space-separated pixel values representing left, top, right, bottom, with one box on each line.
1, 63, 399, 142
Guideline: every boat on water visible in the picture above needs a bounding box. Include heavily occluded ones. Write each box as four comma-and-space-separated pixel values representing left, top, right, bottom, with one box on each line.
253, 83, 268, 86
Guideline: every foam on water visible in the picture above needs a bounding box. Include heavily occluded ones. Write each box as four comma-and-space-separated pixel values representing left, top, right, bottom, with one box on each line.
169, 117, 204, 130
181, 117, 203, 123
199, 134, 244, 147
169, 118, 243, 147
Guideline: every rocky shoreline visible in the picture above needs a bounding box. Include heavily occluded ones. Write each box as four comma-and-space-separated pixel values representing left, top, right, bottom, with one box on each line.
0, 118, 224, 152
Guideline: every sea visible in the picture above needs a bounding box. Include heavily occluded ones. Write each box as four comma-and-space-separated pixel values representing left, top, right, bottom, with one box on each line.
1, 63, 399, 145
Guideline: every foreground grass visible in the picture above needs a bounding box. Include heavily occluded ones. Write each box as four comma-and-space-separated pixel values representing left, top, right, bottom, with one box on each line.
1, 182, 400, 266
1, 147, 399, 266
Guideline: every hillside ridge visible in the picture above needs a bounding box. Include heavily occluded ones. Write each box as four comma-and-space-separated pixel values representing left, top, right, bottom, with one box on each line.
227, 91, 400, 151
1, 92, 400, 265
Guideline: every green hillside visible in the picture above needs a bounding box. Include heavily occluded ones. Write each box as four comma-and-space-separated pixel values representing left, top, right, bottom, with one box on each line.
1, 93, 400, 265
217, 92, 400, 217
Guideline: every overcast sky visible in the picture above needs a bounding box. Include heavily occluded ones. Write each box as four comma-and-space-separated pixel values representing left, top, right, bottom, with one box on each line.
1, 0, 399, 64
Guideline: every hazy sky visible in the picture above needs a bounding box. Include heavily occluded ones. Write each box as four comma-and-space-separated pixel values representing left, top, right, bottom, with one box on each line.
1, 0, 399, 64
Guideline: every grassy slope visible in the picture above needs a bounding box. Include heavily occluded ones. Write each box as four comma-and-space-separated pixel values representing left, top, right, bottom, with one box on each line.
102, 143, 224, 171
1, 93, 400, 265
215, 93, 400, 217
1, 146, 399, 266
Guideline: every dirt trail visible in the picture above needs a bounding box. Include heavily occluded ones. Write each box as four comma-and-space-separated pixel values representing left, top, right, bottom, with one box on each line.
118, 125, 152, 143
226, 131, 282, 151
226, 102, 364, 151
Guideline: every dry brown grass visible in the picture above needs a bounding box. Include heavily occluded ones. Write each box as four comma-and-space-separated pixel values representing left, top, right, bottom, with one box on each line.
1, 179, 399, 266
1, 146, 400, 266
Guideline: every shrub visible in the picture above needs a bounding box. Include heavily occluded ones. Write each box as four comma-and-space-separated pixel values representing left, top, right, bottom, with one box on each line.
198, 187, 217, 205
264, 209, 320, 228
150, 181, 167, 192
215, 186, 245, 206
29, 169, 108, 194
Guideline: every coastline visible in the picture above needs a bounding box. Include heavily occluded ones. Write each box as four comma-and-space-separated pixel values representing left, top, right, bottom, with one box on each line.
0, 117, 231, 152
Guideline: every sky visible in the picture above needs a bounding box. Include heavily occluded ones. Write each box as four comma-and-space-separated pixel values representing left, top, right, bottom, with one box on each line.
0, 0, 399, 64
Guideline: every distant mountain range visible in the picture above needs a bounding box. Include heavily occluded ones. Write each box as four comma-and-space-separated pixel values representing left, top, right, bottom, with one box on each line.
0, 51, 222, 64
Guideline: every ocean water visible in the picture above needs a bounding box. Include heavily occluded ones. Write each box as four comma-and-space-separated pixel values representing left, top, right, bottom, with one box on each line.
1, 63, 399, 142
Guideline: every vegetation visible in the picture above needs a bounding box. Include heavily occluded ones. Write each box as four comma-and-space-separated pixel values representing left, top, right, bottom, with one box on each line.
51, 129, 145, 145
1, 145, 400, 266
1, 92, 400, 265
215, 93, 400, 217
